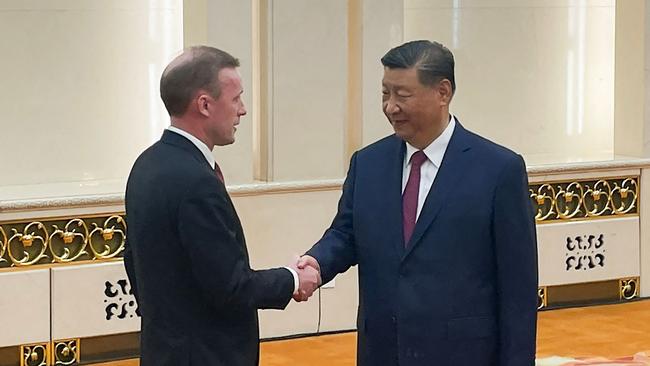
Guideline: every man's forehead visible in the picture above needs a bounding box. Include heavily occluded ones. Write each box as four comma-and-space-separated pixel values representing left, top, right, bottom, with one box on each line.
218, 68, 244, 91
382, 67, 418, 86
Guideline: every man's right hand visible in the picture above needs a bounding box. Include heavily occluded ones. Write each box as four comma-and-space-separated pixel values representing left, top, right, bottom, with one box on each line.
292, 255, 322, 302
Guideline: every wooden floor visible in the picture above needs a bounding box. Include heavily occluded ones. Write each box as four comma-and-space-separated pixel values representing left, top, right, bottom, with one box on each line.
94, 300, 650, 366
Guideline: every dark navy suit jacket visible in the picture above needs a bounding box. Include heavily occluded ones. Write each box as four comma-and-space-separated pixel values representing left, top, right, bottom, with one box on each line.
308, 122, 538, 366
124, 130, 294, 366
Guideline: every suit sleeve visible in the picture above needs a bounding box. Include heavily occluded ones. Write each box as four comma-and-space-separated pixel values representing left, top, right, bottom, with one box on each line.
306, 152, 359, 284
123, 237, 140, 310
177, 175, 294, 311
493, 154, 539, 366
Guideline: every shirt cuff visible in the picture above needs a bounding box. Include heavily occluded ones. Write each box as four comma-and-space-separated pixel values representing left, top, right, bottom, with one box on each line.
284, 267, 300, 295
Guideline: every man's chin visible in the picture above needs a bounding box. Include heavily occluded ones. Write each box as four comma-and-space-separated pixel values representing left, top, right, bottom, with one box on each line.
393, 129, 411, 141
216, 138, 235, 146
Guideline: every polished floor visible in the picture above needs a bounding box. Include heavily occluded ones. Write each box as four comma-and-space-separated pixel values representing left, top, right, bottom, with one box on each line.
94, 300, 650, 366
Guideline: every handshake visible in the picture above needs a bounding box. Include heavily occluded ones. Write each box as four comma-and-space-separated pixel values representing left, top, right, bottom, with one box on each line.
288, 255, 321, 302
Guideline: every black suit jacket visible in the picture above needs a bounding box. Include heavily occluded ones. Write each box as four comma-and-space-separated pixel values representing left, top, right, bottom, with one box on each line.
307, 122, 538, 366
124, 130, 294, 366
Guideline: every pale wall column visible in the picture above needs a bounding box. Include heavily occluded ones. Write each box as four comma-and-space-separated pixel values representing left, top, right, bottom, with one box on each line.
614, 0, 645, 158
404, 0, 615, 165
641, 0, 650, 297
638, 210, 648, 298
360, 0, 404, 147
184, 0, 255, 184
269, 0, 348, 181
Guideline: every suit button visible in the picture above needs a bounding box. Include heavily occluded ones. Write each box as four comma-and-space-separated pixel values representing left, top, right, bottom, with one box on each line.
391, 316, 396, 324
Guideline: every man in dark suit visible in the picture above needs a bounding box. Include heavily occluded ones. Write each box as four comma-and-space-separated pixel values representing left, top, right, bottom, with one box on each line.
298, 40, 538, 365
124, 46, 320, 366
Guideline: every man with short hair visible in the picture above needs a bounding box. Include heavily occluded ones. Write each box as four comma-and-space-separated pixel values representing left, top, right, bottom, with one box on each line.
299, 40, 538, 366
124, 46, 320, 366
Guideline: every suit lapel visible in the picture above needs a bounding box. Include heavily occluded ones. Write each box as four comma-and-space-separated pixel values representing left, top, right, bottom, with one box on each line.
402, 123, 473, 261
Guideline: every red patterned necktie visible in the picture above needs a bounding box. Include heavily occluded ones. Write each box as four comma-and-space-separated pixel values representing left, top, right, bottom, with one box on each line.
402, 151, 427, 246
214, 163, 225, 184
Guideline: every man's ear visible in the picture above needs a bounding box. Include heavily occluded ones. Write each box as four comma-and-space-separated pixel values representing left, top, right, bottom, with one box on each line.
437, 79, 453, 106
196, 94, 210, 117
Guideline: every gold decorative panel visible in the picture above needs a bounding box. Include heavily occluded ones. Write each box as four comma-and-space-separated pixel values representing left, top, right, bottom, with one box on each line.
529, 177, 638, 222
619, 277, 639, 300
0, 226, 7, 264
0, 215, 125, 270
537, 287, 547, 310
51, 339, 79, 366
20, 343, 49, 366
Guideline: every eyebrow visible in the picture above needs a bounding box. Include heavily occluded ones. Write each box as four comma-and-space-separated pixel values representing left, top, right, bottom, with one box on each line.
382, 82, 410, 90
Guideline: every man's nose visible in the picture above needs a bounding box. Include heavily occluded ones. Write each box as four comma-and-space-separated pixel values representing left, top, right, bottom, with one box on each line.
384, 98, 400, 115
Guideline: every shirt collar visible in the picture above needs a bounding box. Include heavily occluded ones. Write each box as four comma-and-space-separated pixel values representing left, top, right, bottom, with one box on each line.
167, 126, 216, 169
405, 115, 456, 168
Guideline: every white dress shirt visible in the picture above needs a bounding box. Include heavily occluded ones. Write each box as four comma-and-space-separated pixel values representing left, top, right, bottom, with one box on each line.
401, 116, 456, 220
166, 126, 300, 294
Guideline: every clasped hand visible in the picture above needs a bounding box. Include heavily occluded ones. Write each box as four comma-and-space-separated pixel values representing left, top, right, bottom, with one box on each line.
288, 255, 321, 302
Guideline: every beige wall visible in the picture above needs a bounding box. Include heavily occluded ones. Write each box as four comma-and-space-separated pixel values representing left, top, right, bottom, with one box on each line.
270, 0, 348, 181
0, 0, 183, 197
232, 189, 358, 337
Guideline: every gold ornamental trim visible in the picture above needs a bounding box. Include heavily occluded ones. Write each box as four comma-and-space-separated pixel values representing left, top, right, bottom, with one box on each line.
20, 342, 49, 366
529, 177, 638, 223
619, 277, 640, 301
51, 339, 80, 366
0, 226, 7, 264
0, 214, 126, 270
537, 287, 547, 310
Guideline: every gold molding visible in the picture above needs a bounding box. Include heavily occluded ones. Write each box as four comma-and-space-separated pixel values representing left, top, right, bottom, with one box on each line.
88, 216, 126, 259
530, 176, 639, 223
51, 339, 80, 366
537, 286, 548, 310
537, 287, 547, 310
0, 215, 126, 270
0, 212, 125, 226
8, 222, 49, 266
619, 277, 640, 300
49, 219, 89, 263
540, 277, 641, 308
0, 226, 7, 264
20, 342, 49, 366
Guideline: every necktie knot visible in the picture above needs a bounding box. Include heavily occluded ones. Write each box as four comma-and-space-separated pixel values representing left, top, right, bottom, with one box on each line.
410, 151, 427, 168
